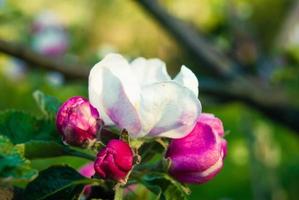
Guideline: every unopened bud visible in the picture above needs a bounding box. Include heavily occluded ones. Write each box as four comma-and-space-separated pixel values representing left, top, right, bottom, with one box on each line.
94, 139, 133, 183
56, 96, 100, 147
166, 113, 227, 184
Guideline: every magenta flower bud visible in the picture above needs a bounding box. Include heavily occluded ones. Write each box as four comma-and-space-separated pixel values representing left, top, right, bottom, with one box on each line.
56, 96, 100, 147
94, 139, 133, 182
166, 113, 227, 184
79, 162, 95, 178
79, 162, 95, 198
198, 113, 225, 137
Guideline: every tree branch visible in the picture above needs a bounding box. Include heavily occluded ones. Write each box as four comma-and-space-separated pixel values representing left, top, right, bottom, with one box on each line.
0, 39, 298, 134
0, 39, 89, 80
200, 78, 299, 133
135, 0, 240, 79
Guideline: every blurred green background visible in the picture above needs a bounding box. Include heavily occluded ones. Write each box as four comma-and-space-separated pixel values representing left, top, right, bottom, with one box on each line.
0, 0, 299, 199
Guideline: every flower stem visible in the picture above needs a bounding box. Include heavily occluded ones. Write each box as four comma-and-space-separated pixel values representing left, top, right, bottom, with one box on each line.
114, 184, 124, 200
64, 148, 96, 161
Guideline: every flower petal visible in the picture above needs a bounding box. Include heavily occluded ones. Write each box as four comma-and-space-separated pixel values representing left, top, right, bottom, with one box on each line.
130, 57, 171, 87
172, 155, 224, 184
88, 53, 142, 134
174, 65, 199, 97
166, 123, 221, 172
108, 139, 133, 172
139, 81, 201, 138
198, 113, 225, 137
79, 162, 95, 178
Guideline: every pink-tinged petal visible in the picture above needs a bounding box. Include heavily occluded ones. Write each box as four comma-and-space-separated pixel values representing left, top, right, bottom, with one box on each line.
198, 113, 224, 137
130, 57, 171, 86
139, 82, 201, 138
174, 65, 199, 97
89, 86, 113, 125
89, 53, 142, 135
79, 162, 95, 178
89, 54, 202, 139
102, 68, 142, 135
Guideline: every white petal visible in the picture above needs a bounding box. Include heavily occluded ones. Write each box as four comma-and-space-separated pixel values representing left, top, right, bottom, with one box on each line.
89, 86, 113, 125
88, 53, 142, 134
138, 81, 201, 138
130, 57, 171, 87
174, 65, 199, 97
100, 68, 142, 135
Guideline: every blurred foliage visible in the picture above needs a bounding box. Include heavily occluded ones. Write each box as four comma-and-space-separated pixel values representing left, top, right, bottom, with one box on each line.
0, 135, 38, 184
0, 0, 299, 199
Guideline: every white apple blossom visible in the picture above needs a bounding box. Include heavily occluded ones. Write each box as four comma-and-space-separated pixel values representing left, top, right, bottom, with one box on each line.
89, 53, 201, 138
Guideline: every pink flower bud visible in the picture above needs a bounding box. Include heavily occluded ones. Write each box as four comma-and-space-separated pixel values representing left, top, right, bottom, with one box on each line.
198, 113, 225, 137
94, 139, 133, 182
79, 162, 95, 178
79, 162, 95, 198
56, 96, 100, 147
166, 113, 227, 184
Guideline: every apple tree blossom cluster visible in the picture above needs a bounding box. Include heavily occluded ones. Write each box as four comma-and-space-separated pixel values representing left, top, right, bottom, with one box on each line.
56, 53, 227, 196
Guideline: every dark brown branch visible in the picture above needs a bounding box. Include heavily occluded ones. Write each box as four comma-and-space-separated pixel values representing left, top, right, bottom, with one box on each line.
200, 78, 299, 133
0, 39, 89, 80
0, 39, 298, 133
135, 0, 239, 79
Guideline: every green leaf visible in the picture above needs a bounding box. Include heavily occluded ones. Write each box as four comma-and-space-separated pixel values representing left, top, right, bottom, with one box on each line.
139, 140, 166, 163
0, 110, 59, 144
0, 110, 95, 160
24, 165, 92, 200
141, 172, 190, 200
17, 140, 96, 160
141, 179, 163, 200
0, 135, 38, 184
33, 90, 61, 119
16, 140, 67, 159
